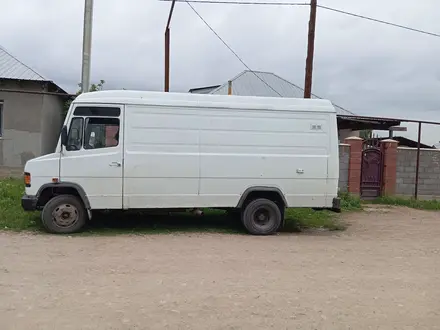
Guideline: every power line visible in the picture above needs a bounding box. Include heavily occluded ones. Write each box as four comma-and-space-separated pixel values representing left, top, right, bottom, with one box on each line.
184, 1, 354, 112
163, 0, 354, 111
317, 5, 440, 38
161, 0, 440, 38
160, 0, 308, 5
184, 0, 283, 96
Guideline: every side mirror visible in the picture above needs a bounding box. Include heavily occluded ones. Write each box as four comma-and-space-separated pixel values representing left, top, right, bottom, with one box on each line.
61, 125, 68, 146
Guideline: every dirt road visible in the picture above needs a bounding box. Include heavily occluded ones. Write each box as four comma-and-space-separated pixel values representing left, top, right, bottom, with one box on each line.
1, 206, 439, 329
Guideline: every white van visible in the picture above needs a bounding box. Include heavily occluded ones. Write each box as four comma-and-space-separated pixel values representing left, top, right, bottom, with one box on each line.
22, 90, 340, 235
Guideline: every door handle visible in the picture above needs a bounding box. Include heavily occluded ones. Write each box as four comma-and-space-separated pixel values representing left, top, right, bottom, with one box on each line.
109, 161, 121, 167
296, 168, 304, 174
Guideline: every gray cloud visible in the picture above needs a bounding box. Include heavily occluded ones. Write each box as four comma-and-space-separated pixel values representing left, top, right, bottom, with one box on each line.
1, 0, 440, 143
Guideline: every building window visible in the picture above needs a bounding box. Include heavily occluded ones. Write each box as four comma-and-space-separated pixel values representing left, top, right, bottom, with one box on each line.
0, 101, 3, 137
84, 117, 119, 149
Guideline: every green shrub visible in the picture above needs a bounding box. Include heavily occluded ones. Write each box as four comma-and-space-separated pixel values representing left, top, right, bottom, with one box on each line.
339, 192, 362, 211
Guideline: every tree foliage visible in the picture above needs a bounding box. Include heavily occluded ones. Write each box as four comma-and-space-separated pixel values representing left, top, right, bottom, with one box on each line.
359, 129, 373, 140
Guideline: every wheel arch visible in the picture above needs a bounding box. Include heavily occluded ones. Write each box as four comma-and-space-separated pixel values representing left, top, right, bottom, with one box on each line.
36, 182, 91, 210
236, 186, 288, 209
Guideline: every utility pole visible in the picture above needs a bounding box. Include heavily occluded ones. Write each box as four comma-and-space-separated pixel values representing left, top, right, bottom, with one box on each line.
304, 0, 317, 98
164, 0, 176, 92
81, 0, 94, 93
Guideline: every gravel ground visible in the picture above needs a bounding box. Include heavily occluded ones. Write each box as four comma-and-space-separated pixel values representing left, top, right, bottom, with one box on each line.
1, 206, 439, 330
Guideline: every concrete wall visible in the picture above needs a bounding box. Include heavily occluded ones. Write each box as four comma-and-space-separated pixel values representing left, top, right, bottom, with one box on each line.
40, 94, 63, 155
0, 166, 24, 178
338, 144, 350, 192
396, 147, 440, 199
338, 129, 360, 143
0, 129, 42, 167
0, 79, 64, 169
0, 81, 44, 167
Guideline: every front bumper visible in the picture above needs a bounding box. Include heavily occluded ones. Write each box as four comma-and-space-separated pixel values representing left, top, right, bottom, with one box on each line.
22, 195, 37, 211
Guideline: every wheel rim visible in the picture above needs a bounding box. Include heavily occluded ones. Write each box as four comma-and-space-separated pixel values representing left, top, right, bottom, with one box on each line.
52, 204, 79, 228
252, 207, 274, 230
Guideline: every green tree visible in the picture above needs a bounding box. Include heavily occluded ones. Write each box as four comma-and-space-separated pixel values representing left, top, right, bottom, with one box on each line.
359, 129, 372, 140
81, 79, 106, 93
63, 80, 106, 119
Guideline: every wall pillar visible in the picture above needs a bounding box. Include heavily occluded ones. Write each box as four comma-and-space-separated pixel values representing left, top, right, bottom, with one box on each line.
344, 137, 363, 195
381, 139, 398, 195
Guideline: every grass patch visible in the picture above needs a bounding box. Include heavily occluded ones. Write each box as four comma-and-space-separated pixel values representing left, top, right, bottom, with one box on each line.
0, 178, 357, 234
283, 208, 345, 231
0, 178, 40, 231
369, 195, 440, 211
339, 192, 362, 211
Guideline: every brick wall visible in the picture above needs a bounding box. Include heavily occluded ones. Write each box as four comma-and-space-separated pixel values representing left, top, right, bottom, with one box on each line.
344, 137, 363, 195
339, 144, 350, 192
396, 147, 440, 199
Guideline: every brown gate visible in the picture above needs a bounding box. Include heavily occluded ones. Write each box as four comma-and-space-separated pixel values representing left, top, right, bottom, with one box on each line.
360, 140, 383, 198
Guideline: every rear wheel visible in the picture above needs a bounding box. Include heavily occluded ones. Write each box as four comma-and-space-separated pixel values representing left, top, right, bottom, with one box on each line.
242, 198, 282, 235
41, 195, 87, 234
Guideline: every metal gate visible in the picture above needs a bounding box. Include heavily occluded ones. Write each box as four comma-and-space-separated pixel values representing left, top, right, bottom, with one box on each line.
360, 140, 383, 198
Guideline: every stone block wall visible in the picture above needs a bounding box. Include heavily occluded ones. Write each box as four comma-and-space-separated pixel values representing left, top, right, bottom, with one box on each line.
338, 144, 350, 192
381, 140, 398, 195
396, 147, 440, 199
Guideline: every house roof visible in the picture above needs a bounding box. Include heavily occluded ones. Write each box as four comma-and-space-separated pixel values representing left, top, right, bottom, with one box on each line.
188, 85, 220, 94
377, 136, 434, 149
337, 115, 401, 130
0, 45, 68, 94
0, 46, 46, 81
190, 70, 355, 116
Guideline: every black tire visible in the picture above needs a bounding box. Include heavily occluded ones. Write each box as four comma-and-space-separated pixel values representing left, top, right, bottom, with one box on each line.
242, 198, 282, 235
41, 195, 87, 234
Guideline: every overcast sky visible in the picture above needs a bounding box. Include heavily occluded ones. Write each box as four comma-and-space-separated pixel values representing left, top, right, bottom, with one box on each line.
1, 0, 440, 143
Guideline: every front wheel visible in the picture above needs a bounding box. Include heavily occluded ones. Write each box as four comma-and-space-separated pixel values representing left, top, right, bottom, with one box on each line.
242, 198, 282, 235
41, 195, 87, 234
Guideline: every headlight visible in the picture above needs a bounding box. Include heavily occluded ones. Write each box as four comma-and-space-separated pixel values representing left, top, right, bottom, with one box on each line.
24, 172, 31, 187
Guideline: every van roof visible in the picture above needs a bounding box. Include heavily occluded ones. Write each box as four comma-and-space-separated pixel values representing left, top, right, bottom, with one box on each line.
74, 90, 336, 113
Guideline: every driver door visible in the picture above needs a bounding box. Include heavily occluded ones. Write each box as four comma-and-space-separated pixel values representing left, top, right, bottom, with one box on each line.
60, 105, 123, 209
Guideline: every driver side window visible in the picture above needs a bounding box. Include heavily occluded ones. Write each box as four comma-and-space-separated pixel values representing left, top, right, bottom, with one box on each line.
84, 118, 120, 150
66, 117, 84, 151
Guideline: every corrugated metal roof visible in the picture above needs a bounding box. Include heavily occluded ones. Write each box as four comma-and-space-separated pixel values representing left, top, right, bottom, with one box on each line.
188, 85, 220, 94
207, 70, 354, 116
0, 46, 46, 81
